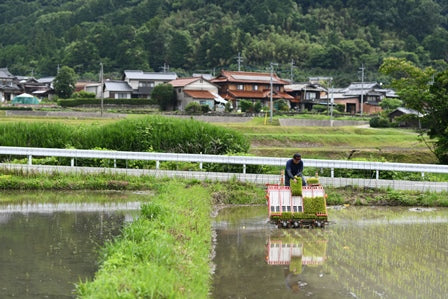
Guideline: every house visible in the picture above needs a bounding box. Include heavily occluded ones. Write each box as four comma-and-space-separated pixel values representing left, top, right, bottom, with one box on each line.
0, 68, 21, 102
103, 80, 133, 99
337, 82, 399, 114
317, 83, 398, 114
123, 70, 178, 99
284, 83, 327, 111
388, 107, 423, 128
84, 83, 102, 98
169, 77, 226, 111
33, 76, 56, 100
211, 70, 293, 110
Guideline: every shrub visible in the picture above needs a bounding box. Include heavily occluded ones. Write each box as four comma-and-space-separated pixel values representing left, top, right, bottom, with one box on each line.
201, 104, 210, 113
370, 116, 391, 127
240, 100, 253, 112
72, 91, 96, 98
185, 102, 202, 113
275, 99, 289, 111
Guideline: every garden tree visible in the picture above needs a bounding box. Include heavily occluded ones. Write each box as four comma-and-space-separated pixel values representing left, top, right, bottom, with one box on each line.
54, 66, 77, 99
379, 57, 448, 163
151, 83, 176, 111
379, 98, 402, 111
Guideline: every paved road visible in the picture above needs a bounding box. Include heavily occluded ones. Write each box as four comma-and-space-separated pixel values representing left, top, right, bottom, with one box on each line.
1, 164, 447, 192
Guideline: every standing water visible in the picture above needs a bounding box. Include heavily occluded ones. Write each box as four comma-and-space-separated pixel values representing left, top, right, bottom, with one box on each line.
0, 191, 144, 298
212, 205, 448, 299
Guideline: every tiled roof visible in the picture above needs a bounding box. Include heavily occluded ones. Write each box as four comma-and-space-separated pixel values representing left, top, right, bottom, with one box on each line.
124, 70, 177, 81
184, 90, 215, 99
169, 77, 200, 87
285, 83, 325, 92
346, 82, 379, 90
37, 77, 55, 83
228, 90, 293, 100
104, 81, 133, 92
213, 70, 289, 85
0, 68, 14, 79
228, 90, 266, 99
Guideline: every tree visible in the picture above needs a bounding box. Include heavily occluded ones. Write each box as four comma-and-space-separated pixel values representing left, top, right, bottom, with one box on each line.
380, 98, 402, 111
54, 66, 77, 99
151, 84, 176, 111
379, 57, 448, 163
426, 70, 448, 163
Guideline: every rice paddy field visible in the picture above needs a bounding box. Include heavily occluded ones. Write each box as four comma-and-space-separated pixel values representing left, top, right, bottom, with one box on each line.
0, 113, 437, 164
218, 117, 437, 164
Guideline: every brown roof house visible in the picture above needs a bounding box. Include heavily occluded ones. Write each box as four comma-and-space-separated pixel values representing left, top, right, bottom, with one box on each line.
169, 77, 227, 111
211, 70, 293, 110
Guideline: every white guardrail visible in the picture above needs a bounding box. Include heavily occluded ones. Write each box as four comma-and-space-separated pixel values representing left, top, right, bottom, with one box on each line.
0, 146, 448, 180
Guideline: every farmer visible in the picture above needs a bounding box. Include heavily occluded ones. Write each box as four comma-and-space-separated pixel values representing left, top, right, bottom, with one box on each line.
285, 153, 306, 187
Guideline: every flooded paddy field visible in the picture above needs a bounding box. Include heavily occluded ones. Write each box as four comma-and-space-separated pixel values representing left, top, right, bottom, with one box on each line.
212, 206, 448, 299
0, 192, 144, 298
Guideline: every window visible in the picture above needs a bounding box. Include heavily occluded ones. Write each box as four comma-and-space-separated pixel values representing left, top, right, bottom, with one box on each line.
237, 84, 243, 90
116, 93, 128, 99
253, 85, 258, 91
367, 96, 378, 103
306, 92, 317, 100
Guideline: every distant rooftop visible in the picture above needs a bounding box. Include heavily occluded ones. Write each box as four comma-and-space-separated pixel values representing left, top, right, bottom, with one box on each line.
124, 70, 177, 81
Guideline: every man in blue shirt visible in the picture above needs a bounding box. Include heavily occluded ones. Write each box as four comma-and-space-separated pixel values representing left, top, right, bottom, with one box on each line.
285, 153, 306, 187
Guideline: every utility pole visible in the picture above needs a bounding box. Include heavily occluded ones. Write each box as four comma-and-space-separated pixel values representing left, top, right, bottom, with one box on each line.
269, 62, 278, 123
290, 59, 295, 83
359, 64, 365, 116
161, 63, 169, 73
100, 62, 104, 117
236, 52, 243, 71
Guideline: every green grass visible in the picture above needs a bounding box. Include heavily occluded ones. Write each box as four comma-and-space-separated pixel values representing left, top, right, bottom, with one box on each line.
76, 180, 213, 298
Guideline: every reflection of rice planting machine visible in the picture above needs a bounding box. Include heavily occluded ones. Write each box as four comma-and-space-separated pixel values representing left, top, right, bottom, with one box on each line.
265, 234, 328, 275
266, 178, 328, 228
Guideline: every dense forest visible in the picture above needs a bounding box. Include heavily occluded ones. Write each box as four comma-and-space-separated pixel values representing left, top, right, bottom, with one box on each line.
1, 0, 447, 84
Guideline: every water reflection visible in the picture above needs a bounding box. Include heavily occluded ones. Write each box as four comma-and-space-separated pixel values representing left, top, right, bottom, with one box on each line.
266, 231, 328, 294
212, 206, 448, 299
0, 202, 140, 299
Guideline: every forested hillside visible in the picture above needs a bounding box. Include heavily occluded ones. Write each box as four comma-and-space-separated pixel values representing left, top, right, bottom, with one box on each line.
1, 0, 447, 84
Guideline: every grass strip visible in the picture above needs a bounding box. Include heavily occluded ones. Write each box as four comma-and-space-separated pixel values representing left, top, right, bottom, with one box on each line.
76, 180, 213, 298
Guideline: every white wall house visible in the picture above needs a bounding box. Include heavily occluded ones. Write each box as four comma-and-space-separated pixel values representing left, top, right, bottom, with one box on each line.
103, 81, 132, 99
123, 70, 178, 98
169, 77, 226, 111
